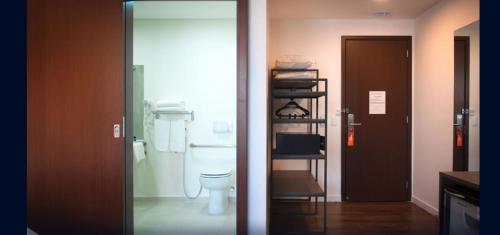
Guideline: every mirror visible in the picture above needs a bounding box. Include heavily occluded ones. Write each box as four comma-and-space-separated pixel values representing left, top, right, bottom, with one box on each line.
453, 20, 479, 171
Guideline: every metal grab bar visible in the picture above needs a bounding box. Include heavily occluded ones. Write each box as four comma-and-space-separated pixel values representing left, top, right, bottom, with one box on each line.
189, 143, 236, 148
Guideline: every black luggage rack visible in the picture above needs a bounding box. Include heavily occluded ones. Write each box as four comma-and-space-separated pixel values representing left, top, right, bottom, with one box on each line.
269, 68, 328, 234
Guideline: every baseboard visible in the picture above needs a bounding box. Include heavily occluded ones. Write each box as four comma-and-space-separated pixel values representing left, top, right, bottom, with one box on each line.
412, 195, 438, 216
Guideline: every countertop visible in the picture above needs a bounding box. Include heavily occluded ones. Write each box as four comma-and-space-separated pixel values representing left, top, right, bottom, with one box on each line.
440, 171, 479, 190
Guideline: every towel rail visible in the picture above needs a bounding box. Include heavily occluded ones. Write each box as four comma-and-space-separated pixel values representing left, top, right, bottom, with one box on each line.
189, 143, 236, 148
152, 110, 194, 120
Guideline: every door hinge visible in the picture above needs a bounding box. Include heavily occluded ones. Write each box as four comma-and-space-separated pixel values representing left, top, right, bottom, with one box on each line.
406, 181, 409, 189
406, 115, 409, 124
122, 116, 126, 138
406, 49, 409, 58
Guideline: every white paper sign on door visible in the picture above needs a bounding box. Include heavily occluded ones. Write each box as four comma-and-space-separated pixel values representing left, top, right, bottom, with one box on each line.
369, 91, 386, 114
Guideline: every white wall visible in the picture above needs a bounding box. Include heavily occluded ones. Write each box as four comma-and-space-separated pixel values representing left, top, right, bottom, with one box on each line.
133, 19, 237, 198
412, 0, 479, 215
269, 19, 415, 202
455, 21, 480, 171
248, 0, 268, 234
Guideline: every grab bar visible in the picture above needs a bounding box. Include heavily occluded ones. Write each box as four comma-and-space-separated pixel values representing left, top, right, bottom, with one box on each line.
189, 143, 236, 148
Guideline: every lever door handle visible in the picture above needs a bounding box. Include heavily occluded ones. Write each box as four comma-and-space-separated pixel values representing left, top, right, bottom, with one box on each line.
454, 114, 463, 127
347, 113, 362, 126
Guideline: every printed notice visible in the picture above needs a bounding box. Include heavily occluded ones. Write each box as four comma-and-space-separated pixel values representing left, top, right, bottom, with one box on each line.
369, 91, 386, 114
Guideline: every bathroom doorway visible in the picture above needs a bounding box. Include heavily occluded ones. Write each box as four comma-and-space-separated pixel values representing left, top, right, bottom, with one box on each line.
124, 1, 247, 235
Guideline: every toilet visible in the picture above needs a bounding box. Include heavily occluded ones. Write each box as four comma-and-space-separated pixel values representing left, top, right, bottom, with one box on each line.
199, 169, 232, 215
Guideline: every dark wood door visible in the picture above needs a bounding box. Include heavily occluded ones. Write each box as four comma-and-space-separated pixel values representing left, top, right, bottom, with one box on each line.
27, 0, 124, 234
342, 36, 411, 202
453, 37, 470, 171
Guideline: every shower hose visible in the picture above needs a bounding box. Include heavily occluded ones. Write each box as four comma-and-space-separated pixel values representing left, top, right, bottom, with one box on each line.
183, 152, 203, 199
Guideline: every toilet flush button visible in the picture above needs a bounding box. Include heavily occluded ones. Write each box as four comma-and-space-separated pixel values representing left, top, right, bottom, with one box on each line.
114, 124, 120, 138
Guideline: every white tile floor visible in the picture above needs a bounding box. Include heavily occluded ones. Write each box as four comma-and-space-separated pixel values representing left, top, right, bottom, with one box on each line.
134, 197, 236, 235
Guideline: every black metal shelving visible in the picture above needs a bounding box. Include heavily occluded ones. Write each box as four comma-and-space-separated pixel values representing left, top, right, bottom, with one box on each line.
269, 69, 328, 234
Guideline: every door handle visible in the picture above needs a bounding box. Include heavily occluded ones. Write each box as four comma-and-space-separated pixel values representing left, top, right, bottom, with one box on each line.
453, 114, 463, 126
347, 113, 362, 126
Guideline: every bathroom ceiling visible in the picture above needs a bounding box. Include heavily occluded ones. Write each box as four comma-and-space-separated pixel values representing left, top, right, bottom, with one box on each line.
134, 1, 236, 19
269, 0, 442, 19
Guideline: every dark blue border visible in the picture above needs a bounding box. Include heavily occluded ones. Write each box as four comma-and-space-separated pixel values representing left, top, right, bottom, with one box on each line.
0, 0, 27, 233
479, 0, 498, 234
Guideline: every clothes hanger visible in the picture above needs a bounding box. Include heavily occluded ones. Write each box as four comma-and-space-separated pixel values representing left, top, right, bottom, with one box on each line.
275, 99, 310, 119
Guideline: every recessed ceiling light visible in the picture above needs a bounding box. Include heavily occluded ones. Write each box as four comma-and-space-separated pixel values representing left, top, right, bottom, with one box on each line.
374, 12, 392, 17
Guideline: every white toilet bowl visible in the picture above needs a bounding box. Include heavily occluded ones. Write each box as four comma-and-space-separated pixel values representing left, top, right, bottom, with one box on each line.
199, 169, 232, 215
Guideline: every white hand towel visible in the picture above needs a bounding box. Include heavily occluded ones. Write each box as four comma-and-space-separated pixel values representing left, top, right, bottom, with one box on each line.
154, 119, 170, 152
133, 141, 146, 163
155, 100, 185, 109
169, 119, 186, 153
154, 106, 186, 112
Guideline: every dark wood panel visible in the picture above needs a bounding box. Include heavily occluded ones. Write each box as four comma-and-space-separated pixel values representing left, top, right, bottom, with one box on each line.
453, 36, 470, 171
440, 171, 479, 191
341, 36, 412, 202
236, 0, 249, 234
272, 171, 324, 197
27, 0, 124, 234
271, 202, 439, 235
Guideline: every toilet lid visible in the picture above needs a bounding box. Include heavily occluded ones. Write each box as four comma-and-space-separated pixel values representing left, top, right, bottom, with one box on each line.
200, 168, 232, 177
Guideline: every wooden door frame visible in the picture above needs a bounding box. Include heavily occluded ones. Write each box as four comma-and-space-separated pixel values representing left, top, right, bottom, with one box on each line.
123, 1, 248, 234
340, 36, 412, 201
453, 36, 470, 171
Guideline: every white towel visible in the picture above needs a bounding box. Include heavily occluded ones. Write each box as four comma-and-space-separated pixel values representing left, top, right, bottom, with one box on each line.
155, 100, 185, 109
169, 119, 186, 153
154, 119, 170, 152
133, 141, 146, 163
275, 55, 314, 69
154, 106, 186, 112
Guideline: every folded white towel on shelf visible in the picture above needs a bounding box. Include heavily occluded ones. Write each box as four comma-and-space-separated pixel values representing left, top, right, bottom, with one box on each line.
133, 141, 146, 163
154, 119, 170, 152
274, 71, 317, 79
169, 119, 186, 153
275, 55, 314, 69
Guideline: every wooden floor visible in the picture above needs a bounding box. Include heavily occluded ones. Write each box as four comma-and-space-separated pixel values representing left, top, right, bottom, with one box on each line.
270, 202, 439, 235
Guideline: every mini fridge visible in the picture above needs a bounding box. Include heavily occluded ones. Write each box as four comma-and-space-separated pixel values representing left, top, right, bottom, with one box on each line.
443, 187, 480, 235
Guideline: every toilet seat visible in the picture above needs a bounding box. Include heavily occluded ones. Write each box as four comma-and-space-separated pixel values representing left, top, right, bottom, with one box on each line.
200, 169, 232, 178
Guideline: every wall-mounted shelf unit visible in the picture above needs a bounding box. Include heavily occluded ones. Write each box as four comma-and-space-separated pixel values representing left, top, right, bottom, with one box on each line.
269, 69, 328, 234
